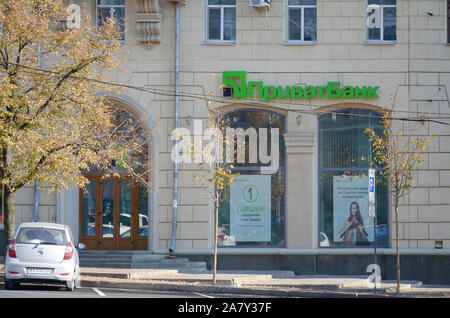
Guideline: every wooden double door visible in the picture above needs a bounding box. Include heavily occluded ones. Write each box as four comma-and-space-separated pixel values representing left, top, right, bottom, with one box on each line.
79, 175, 149, 250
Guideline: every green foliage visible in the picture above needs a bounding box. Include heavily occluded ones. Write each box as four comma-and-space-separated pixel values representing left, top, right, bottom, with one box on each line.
0, 0, 126, 194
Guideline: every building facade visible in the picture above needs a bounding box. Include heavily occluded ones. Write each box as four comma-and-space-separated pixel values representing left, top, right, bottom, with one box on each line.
2, 0, 450, 283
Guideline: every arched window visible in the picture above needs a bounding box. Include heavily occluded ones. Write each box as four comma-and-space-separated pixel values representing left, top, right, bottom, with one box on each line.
80, 107, 150, 250
319, 109, 389, 248
217, 109, 286, 247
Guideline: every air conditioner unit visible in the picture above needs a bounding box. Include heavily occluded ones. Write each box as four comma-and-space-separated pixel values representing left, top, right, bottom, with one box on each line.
250, 0, 270, 7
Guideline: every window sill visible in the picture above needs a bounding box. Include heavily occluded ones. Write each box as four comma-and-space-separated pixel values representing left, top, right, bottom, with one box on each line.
202, 40, 236, 46
363, 40, 397, 45
283, 41, 317, 46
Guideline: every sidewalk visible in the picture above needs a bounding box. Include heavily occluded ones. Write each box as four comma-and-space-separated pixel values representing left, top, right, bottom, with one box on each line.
1, 257, 450, 297
78, 267, 450, 298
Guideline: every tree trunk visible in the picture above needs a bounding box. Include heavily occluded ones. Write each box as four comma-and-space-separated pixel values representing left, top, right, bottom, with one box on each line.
213, 198, 219, 286
2, 189, 16, 255
395, 202, 400, 294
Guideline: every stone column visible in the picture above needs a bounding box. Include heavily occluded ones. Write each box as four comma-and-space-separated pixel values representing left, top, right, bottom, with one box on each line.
285, 132, 317, 249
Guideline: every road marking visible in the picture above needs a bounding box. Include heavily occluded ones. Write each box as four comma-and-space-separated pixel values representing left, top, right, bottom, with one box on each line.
92, 288, 106, 297
193, 292, 214, 298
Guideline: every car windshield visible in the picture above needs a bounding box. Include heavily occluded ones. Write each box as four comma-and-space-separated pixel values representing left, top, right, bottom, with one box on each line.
16, 227, 67, 246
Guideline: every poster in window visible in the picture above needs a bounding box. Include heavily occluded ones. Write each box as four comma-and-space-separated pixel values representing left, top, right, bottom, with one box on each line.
333, 176, 373, 243
230, 175, 271, 242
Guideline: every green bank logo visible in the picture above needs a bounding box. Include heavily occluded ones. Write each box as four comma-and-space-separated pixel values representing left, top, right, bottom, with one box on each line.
222, 71, 380, 102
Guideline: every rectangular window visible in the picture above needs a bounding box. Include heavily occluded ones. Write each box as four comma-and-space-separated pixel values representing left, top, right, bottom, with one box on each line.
218, 111, 286, 248
207, 0, 236, 42
287, 0, 317, 42
97, 0, 125, 41
319, 110, 389, 248
366, 0, 396, 42
16, 228, 68, 246
0, 187, 2, 224
448, 0, 450, 43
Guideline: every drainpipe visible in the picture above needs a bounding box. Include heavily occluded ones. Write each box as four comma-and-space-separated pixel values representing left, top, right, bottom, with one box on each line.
33, 42, 41, 223
169, 1, 181, 253
32, 181, 39, 222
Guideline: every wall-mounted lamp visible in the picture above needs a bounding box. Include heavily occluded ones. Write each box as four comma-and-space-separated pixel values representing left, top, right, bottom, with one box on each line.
435, 240, 443, 249
186, 115, 192, 126
427, 12, 433, 16
296, 114, 302, 126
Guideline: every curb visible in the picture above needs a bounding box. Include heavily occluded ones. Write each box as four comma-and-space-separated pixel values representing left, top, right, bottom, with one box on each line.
79, 277, 399, 298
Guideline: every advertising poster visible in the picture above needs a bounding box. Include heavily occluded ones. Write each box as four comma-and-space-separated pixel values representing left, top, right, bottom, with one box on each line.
230, 175, 271, 242
333, 176, 373, 243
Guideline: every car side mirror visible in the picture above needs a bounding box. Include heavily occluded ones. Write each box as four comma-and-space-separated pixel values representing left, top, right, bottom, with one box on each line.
77, 243, 86, 250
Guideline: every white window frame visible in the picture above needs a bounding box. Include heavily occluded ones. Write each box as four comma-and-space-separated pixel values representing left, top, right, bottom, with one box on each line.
206, 1, 236, 43
96, 0, 126, 41
365, 0, 397, 44
286, 1, 317, 44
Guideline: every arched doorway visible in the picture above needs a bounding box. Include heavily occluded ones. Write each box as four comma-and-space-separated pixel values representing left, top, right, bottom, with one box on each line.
79, 107, 150, 250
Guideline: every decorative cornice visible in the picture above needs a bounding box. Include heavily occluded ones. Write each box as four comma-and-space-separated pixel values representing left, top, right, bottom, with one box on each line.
135, 0, 161, 46
284, 133, 317, 154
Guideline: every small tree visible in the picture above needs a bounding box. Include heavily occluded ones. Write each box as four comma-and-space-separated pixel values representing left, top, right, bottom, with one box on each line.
365, 112, 433, 294
175, 111, 238, 285
0, 0, 134, 248
196, 112, 239, 285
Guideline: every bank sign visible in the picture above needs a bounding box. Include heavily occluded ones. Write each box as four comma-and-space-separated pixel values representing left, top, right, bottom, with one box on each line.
223, 71, 380, 102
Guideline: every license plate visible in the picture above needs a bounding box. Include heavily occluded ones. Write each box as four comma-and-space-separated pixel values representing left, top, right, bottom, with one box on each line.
26, 268, 53, 275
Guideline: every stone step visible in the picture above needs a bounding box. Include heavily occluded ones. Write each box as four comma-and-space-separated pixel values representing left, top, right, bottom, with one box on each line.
79, 257, 189, 263
80, 255, 133, 259
78, 251, 206, 270
128, 262, 207, 270
132, 258, 190, 264
79, 259, 195, 267
80, 259, 133, 265
79, 250, 136, 255
81, 263, 133, 269
80, 263, 207, 270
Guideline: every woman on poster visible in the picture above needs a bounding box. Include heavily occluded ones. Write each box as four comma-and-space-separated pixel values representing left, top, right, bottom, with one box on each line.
338, 201, 369, 243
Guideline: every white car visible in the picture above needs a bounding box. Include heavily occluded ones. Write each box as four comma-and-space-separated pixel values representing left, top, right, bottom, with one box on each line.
4, 222, 85, 291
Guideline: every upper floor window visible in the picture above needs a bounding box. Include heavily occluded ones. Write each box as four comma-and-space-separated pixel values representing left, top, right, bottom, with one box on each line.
366, 0, 396, 43
97, 0, 125, 41
287, 0, 317, 42
207, 0, 236, 42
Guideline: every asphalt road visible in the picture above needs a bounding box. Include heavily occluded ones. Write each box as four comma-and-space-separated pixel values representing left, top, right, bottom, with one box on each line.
0, 281, 275, 299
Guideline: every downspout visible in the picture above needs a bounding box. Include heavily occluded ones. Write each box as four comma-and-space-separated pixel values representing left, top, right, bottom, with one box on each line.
33, 42, 41, 223
169, 1, 180, 253
32, 181, 39, 222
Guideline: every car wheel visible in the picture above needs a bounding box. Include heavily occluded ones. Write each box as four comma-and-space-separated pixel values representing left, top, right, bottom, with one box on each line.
5, 279, 20, 290
4, 279, 12, 290
74, 266, 81, 288
66, 278, 75, 292
75, 275, 81, 289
